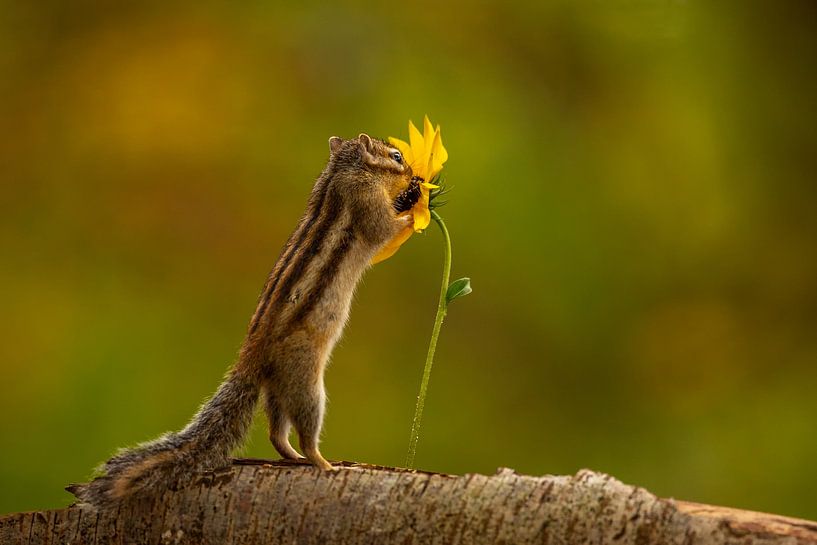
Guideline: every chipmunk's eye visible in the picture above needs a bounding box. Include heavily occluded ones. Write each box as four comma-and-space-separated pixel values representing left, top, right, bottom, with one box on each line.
390, 150, 403, 164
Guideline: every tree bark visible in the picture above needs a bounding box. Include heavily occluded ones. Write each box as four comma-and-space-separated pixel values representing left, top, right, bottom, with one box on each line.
1, 459, 815, 544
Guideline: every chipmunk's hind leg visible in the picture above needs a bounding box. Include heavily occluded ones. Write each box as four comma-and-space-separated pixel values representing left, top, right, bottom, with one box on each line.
264, 388, 303, 460
290, 380, 334, 471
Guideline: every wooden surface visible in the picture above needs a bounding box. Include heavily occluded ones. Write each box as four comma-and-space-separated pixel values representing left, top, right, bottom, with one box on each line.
1, 459, 815, 544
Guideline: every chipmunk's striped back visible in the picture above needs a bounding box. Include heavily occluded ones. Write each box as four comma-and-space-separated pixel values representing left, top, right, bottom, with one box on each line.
71, 133, 414, 508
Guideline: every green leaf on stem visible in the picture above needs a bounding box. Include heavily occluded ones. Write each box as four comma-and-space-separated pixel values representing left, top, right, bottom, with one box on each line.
446, 277, 472, 304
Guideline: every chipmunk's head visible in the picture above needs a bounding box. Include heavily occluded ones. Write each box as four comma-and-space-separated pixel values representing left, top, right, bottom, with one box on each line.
328, 134, 414, 206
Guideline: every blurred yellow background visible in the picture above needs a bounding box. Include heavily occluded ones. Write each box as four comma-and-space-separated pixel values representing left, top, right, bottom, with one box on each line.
1, 1, 815, 519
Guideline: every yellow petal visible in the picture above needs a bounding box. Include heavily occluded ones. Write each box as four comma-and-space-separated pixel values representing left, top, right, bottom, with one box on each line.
408, 120, 424, 157
425, 128, 446, 179
413, 206, 431, 232
412, 188, 432, 231
371, 223, 414, 265
432, 124, 448, 166
423, 115, 435, 148
406, 120, 429, 178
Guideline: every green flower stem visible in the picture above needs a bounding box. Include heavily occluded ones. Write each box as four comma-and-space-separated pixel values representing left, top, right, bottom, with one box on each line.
406, 209, 451, 469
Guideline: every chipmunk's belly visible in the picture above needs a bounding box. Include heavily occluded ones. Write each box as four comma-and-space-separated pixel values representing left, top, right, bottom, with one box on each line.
309, 296, 351, 354
306, 254, 365, 354
265, 237, 372, 373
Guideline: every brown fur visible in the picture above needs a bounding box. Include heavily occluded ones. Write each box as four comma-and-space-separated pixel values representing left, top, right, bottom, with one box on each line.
72, 134, 413, 508
110, 450, 175, 499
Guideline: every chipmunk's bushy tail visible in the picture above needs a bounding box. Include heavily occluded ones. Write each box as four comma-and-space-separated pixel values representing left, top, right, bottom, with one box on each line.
69, 370, 260, 509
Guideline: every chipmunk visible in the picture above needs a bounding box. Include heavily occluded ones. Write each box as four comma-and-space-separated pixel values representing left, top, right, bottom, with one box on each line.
70, 134, 419, 508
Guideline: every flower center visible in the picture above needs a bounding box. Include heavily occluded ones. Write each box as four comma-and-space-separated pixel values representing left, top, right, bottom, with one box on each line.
393, 178, 423, 213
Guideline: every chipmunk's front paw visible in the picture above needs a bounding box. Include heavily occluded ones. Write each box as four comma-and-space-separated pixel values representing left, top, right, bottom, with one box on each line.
396, 211, 414, 230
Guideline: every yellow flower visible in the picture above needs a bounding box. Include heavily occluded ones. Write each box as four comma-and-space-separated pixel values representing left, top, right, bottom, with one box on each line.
372, 116, 448, 264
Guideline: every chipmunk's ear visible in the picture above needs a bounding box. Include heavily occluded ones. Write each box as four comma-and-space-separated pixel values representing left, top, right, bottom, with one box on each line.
358, 133, 374, 153
328, 136, 343, 156
357, 133, 378, 165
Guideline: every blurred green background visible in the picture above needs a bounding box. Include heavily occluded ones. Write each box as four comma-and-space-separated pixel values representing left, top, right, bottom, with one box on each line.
1, 0, 816, 519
